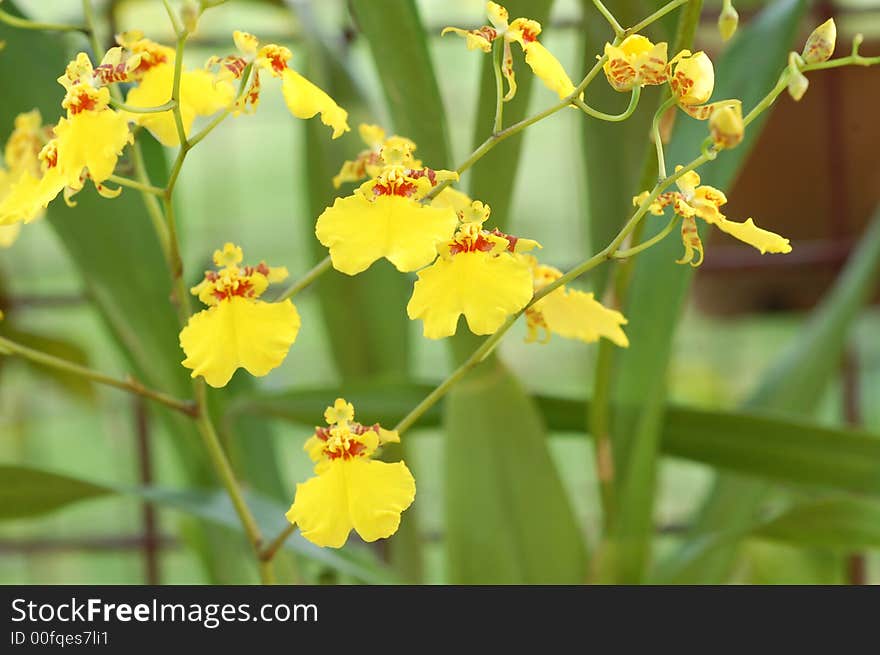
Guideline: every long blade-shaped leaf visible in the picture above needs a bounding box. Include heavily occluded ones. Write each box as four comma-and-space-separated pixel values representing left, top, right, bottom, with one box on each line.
661, 207, 880, 582
0, 464, 394, 583
599, 0, 806, 583
231, 387, 880, 497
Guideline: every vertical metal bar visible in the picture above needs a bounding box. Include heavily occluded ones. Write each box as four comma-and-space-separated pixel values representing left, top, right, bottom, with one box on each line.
842, 349, 867, 584
133, 397, 160, 584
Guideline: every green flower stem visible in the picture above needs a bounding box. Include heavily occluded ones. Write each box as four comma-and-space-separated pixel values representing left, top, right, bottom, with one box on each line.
626, 0, 690, 37
259, 524, 297, 563
106, 175, 164, 196
193, 380, 266, 556
275, 256, 332, 302
492, 39, 505, 133
81, 0, 103, 56
652, 96, 677, 180
0, 335, 197, 416
109, 98, 177, 114
743, 52, 880, 130
162, 0, 184, 37
0, 7, 88, 34
574, 86, 641, 122
612, 214, 679, 259
592, 0, 625, 37
169, 32, 190, 160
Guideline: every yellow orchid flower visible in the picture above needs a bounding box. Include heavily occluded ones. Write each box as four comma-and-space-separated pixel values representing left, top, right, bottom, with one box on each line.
316, 139, 459, 275
602, 35, 668, 92
286, 398, 415, 549
179, 243, 300, 388
407, 201, 537, 339
0, 54, 133, 228
0, 110, 52, 246
208, 31, 349, 138
635, 166, 792, 266
442, 1, 577, 101
523, 256, 629, 346
665, 49, 741, 123
709, 100, 743, 150
332, 123, 419, 188
120, 33, 234, 147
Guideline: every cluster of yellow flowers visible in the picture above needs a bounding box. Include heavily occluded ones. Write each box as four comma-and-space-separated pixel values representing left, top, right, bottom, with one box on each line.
2, 1, 828, 550
0, 30, 348, 246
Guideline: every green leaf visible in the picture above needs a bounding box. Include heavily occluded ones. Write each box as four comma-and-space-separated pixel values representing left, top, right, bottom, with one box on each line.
0, 465, 111, 519
754, 498, 880, 551
598, 0, 807, 583
346, 0, 586, 582
295, 7, 412, 381
0, 463, 394, 583
134, 487, 397, 584
232, 385, 880, 497
445, 362, 587, 583
0, 326, 96, 401
662, 206, 880, 583
349, 0, 451, 168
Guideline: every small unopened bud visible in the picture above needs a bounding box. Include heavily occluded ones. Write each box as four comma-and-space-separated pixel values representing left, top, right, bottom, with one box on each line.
787, 69, 809, 101
718, 0, 739, 42
852, 33, 864, 56
709, 101, 743, 149
787, 52, 809, 101
182, 0, 200, 34
180, 0, 202, 34
802, 18, 836, 64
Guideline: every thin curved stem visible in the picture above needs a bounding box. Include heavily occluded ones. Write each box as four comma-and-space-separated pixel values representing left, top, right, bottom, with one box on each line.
592, 0, 625, 37
626, 0, 690, 37
109, 98, 177, 114
575, 86, 641, 122
0, 7, 88, 34
275, 256, 332, 302
652, 96, 677, 180
169, 33, 190, 152
106, 175, 164, 196
259, 524, 297, 562
612, 214, 679, 259
0, 336, 197, 416
492, 39, 505, 133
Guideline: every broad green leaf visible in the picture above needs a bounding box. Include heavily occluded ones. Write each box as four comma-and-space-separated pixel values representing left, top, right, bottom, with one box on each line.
348, 0, 586, 582
295, 4, 412, 381
467, 0, 554, 228
598, 0, 806, 583
232, 386, 880, 497
0, 326, 95, 401
754, 498, 880, 551
0, 465, 111, 518
0, 463, 394, 583
135, 487, 397, 584
445, 362, 586, 583
662, 207, 880, 583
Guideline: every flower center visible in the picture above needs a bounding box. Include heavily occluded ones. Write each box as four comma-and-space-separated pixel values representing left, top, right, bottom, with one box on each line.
316, 422, 381, 460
